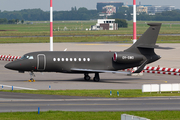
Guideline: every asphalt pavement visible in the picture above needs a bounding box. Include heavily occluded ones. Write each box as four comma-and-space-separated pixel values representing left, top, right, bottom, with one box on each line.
0, 43, 180, 112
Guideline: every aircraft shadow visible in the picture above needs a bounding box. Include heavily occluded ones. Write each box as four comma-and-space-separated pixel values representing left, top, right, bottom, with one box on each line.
3, 77, 154, 84
36, 77, 144, 84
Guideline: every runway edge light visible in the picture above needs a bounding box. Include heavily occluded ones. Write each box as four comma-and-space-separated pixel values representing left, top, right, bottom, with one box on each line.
38, 107, 40, 114
117, 91, 119, 96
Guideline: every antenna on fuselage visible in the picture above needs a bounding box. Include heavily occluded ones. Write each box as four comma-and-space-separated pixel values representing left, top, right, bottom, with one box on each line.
50, 0, 53, 51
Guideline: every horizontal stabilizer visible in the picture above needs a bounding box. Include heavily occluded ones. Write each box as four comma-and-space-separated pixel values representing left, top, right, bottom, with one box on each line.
137, 44, 159, 49
155, 46, 174, 49
139, 45, 175, 49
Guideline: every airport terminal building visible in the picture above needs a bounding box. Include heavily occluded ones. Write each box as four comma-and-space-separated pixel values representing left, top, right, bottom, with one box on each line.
97, 1, 175, 15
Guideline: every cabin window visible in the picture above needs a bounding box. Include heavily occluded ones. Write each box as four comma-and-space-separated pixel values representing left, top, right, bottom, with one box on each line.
87, 58, 90, 61
66, 58, 68, 61
51, 57, 91, 62
29, 56, 34, 59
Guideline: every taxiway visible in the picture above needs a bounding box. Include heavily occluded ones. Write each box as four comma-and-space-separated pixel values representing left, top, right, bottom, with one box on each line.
0, 43, 180, 112
0, 43, 180, 90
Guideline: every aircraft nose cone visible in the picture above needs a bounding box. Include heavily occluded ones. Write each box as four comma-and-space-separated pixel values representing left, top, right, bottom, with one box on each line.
4, 62, 16, 70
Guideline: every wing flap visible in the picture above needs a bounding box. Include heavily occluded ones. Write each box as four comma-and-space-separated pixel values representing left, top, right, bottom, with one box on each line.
71, 68, 131, 74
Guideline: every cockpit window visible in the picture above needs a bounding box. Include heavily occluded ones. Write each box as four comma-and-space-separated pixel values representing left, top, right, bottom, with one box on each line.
20, 55, 29, 60
29, 56, 34, 59
20, 55, 34, 60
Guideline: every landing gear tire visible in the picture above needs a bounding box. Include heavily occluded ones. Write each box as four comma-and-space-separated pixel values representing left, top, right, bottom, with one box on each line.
93, 73, 100, 82
84, 73, 90, 81
93, 77, 99, 82
84, 76, 90, 81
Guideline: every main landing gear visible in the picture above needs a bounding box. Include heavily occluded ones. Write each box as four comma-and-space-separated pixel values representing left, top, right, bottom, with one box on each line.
84, 73, 91, 81
84, 73, 100, 82
28, 71, 36, 82
93, 73, 100, 82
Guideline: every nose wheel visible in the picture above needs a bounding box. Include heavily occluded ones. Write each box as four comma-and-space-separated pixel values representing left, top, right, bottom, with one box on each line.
28, 72, 36, 82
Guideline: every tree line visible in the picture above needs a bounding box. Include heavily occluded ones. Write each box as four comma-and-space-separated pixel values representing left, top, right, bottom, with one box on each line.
0, 18, 24, 24
0, 7, 180, 22
136, 10, 180, 21
0, 8, 98, 21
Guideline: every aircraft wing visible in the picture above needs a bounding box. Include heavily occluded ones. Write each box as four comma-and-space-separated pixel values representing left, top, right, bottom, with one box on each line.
71, 68, 131, 74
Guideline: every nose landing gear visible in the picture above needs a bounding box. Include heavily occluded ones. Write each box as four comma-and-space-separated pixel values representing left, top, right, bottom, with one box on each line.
28, 72, 35, 82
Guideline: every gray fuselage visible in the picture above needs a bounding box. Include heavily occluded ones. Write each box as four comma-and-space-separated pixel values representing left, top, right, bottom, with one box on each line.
5, 51, 145, 73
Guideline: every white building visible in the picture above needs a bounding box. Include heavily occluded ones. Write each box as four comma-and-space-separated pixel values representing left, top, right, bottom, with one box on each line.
102, 5, 116, 15
91, 19, 118, 30
137, 6, 148, 13
148, 5, 175, 13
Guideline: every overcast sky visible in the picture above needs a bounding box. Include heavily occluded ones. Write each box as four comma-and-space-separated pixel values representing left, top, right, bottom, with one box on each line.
0, 0, 179, 11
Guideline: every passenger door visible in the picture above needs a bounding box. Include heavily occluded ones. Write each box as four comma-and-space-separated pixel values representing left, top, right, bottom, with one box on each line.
37, 54, 46, 70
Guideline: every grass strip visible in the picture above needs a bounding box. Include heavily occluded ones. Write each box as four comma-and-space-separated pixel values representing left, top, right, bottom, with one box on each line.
1, 89, 180, 98
0, 36, 180, 43
0, 110, 179, 120
0, 21, 180, 37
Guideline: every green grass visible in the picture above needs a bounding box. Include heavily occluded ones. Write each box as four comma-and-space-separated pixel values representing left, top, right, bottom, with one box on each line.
1, 89, 180, 98
1, 90, 180, 119
0, 35, 180, 43
0, 21, 180, 37
0, 111, 180, 120
0, 20, 180, 43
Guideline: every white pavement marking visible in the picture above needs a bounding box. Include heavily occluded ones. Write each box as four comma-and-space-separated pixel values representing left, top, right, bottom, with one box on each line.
1, 97, 180, 102
0, 84, 37, 90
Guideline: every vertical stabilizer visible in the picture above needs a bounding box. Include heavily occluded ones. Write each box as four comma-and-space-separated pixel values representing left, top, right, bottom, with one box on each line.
125, 23, 161, 73
125, 23, 162, 54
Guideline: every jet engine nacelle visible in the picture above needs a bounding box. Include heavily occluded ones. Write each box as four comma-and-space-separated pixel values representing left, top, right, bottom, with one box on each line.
113, 52, 144, 64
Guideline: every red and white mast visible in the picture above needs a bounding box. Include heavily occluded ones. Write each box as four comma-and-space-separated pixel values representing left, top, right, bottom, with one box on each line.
133, 0, 137, 44
50, 0, 53, 51
132, 0, 139, 75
